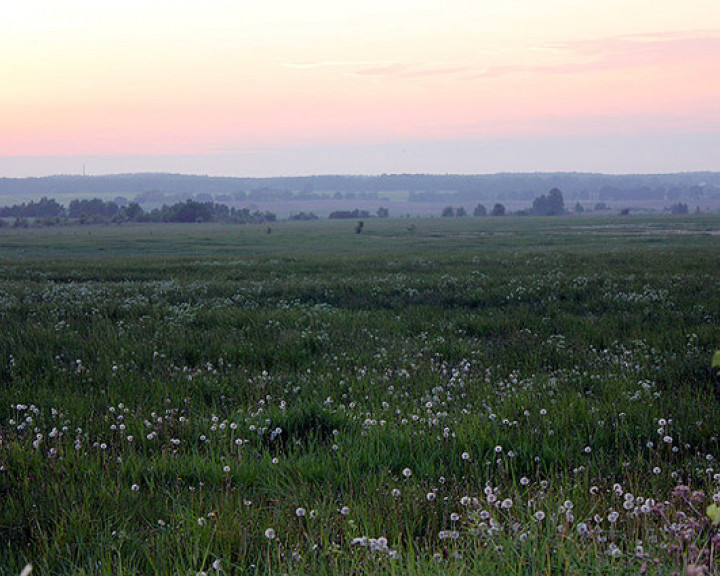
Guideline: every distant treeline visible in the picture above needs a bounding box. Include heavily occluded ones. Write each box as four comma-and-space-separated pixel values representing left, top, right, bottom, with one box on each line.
0, 197, 276, 226
1, 172, 719, 205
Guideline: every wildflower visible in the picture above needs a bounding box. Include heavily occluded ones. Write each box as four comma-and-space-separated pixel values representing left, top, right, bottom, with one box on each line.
534, 511, 546, 521
295, 507, 306, 517
402, 467, 412, 478
450, 512, 460, 522
426, 492, 436, 502
712, 350, 720, 375
707, 503, 720, 526
131, 484, 140, 491
264, 528, 276, 539
461, 452, 470, 461
212, 559, 222, 571
501, 498, 513, 509
340, 506, 350, 516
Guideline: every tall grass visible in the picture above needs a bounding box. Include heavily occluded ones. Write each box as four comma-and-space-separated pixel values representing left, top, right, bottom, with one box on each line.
2, 216, 720, 574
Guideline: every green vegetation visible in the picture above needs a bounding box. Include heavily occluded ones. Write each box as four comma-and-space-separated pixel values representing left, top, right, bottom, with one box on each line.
2, 215, 720, 574
0, 197, 276, 226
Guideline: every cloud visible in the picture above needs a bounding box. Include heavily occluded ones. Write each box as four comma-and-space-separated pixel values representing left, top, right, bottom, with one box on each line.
283, 60, 397, 70
328, 30, 720, 81
471, 30, 720, 79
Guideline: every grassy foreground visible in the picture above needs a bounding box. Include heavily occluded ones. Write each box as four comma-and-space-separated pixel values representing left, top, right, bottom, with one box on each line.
2, 215, 720, 575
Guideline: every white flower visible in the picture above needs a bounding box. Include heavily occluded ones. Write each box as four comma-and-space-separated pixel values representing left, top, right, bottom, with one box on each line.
295, 507, 306, 517
461, 452, 470, 461
426, 492, 436, 502
340, 506, 350, 516
264, 528, 276, 540
402, 468, 412, 478
212, 559, 222, 571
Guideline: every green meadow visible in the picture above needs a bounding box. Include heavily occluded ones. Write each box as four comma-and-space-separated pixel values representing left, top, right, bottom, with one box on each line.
2, 215, 720, 574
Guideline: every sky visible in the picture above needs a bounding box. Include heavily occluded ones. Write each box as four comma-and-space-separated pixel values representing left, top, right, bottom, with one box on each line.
2, 0, 720, 177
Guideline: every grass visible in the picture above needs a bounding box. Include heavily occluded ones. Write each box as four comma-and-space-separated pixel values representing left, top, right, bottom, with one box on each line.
2, 214, 720, 574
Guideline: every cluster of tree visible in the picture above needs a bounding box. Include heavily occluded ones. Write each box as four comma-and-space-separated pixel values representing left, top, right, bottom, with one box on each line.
2, 172, 720, 206
68, 198, 122, 223
328, 209, 372, 219
441, 203, 505, 217
288, 212, 319, 221
0, 197, 276, 226
0, 197, 64, 218
532, 188, 565, 216
668, 202, 689, 215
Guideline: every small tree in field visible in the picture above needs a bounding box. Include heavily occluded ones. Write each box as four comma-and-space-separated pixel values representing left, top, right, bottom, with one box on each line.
473, 203, 487, 217
491, 203, 506, 217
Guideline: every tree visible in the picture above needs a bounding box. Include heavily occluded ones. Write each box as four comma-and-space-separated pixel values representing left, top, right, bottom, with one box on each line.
669, 202, 688, 215
441, 206, 455, 217
377, 207, 389, 218
532, 188, 565, 216
455, 206, 467, 217
491, 203, 506, 217
473, 203, 487, 217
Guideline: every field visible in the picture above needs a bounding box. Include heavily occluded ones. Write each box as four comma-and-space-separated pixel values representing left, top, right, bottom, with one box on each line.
3, 215, 720, 575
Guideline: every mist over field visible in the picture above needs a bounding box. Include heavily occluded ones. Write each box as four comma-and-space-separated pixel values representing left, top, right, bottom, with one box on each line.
2, 171, 720, 219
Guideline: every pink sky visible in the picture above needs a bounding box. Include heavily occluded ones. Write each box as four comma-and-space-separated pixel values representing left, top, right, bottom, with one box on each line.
2, 1, 720, 176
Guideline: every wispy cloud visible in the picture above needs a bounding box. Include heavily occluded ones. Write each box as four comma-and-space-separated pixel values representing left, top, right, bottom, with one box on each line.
283, 60, 398, 70
334, 30, 720, 81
